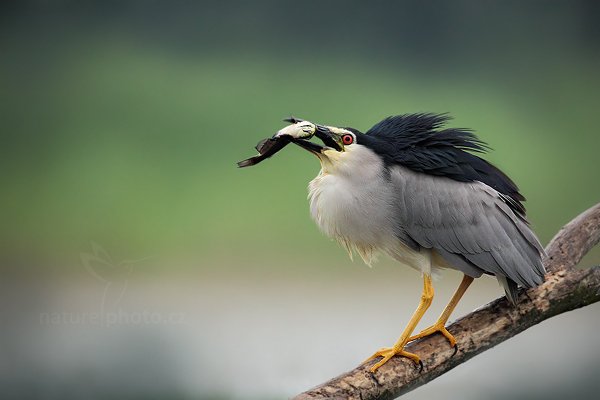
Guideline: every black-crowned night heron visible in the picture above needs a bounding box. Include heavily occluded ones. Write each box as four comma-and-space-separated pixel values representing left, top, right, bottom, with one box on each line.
243, 114, 545, 373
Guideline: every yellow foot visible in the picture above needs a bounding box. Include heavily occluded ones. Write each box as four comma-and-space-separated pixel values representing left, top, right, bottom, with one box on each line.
364, 346, 422, 373
408, 323, 457, 347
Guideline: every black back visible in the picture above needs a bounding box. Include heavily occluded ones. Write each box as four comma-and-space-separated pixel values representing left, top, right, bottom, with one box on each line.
354, 113, 526, 216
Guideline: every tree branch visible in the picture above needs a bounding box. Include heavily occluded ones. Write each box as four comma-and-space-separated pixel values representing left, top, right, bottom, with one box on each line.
294, 203, 600, 400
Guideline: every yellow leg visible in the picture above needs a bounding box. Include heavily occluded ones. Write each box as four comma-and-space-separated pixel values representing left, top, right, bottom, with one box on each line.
365, 274, 434, 373
408, 274, 474, 347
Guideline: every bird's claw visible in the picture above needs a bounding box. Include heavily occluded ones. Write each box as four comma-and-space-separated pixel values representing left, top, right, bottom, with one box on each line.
364, 346, 421, 373
452, 344, 459, 356
407, 323, 457, 348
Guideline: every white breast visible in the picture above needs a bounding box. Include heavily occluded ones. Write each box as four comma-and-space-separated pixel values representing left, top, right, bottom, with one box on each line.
308, 145, 432, 273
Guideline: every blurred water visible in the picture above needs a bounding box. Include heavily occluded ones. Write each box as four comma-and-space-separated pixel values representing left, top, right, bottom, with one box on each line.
3, 262, 599, 399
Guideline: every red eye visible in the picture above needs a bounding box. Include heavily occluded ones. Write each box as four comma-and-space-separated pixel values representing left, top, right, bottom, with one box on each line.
342, 134, 354, 145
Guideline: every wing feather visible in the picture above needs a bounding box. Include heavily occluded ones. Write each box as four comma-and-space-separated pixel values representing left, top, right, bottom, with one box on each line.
390, 166, 545, 288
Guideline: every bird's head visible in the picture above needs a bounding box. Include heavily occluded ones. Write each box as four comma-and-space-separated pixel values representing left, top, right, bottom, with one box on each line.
277, 117, 366, 174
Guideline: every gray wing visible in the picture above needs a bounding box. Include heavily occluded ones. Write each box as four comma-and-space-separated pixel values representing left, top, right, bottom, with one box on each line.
390, 166, 545, 288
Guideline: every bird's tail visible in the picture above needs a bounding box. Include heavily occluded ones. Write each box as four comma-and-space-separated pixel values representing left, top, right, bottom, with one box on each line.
497, 275, 520, 305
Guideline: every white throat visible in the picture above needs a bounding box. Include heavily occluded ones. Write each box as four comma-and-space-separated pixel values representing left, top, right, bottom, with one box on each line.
308, 145, 397, 265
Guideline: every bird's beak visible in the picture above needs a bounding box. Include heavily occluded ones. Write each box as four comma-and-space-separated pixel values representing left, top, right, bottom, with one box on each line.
315, 125, 344, 152
293, 125, 344, 154
293, 139, 328, 153
277, 118, 344, 154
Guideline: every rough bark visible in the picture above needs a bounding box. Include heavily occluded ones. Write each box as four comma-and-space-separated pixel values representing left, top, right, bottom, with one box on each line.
294, 203, 600, 400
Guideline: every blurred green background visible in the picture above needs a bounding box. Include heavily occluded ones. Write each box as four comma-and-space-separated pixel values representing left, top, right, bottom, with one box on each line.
1, 1, 599, 399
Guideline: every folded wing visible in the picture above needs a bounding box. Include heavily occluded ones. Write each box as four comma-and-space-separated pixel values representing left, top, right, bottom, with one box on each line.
390, 166, 545, 291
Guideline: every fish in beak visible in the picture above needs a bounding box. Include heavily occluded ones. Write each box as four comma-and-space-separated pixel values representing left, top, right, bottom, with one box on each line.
237, 118, 344, 168
281, 117, 344, 154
